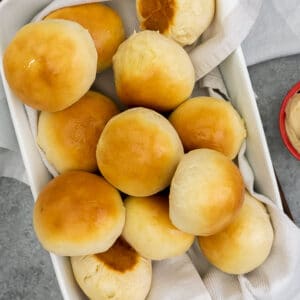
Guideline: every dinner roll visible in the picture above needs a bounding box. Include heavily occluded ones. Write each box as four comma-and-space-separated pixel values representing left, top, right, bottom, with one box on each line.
113, 30, 195, 111
97, 107, 184, 196
169, 97, 246, 159
122, 195, 194, 260
137, 0, 215, 46
45, 3, 125, 72
37, 91, 119, 174
71, 238, 152, 300
170, 149, 244, 236
33, 171, 125, 256
3, 20, 97, 112
199, 192, 274, 274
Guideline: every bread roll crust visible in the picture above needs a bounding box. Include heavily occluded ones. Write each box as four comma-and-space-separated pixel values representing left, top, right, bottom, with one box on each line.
3, 20, 97, 112
198, 192, 274, 274
170, 149, 244, 236
45, 3, 125, 72
169, 97, 246, 159
113, 31, 195, 111
136, 0, 215, 46
71, 238, 152, 300
37, 91, 119, 173
97, 107, 184, 196
122, 195, 194, 260
33, 171, 125, 256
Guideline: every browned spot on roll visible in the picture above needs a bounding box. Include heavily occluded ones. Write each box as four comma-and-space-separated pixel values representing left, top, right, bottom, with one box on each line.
139, 0, 176, 33
95, 238, 138, 272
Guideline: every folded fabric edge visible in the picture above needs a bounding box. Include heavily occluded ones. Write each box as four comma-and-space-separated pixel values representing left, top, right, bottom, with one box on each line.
190, 0, 262, 80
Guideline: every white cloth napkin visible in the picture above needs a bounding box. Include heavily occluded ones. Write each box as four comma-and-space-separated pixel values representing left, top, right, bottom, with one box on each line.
0, 76, 28, 183
242, 0, 300, 66
1, 0, 300, 299
190, 0, 262, 80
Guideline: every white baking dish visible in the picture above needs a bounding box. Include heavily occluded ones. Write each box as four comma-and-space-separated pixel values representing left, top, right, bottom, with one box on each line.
0, 0, 282, 299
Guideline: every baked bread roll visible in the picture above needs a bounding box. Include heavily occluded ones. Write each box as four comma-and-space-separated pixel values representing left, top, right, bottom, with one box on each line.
169, 97, 246, 159
71, 238, 152, 300
37, 91, 119, 174
122, 195, 194, 260
136, 0, 215, 46
170, 149, 244, 236
45, 3, 125, 72
198, 192, 274, 274
113, 30, 195, 111
33, 171, 125, 256
97, 107, 184, 196
3, 20, 97, 112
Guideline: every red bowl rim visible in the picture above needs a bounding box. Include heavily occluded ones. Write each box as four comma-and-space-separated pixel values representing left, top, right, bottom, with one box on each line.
279, 81, 300, 160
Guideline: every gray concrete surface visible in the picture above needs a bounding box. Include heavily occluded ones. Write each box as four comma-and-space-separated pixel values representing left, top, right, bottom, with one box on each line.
0, 55, 300, 298
248, 55, 300, 226
0, 177, 62, 300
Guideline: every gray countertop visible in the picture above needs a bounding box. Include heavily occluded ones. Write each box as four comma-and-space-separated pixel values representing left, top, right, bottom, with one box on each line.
1, 54, 300, 299
248, 55, 300, 226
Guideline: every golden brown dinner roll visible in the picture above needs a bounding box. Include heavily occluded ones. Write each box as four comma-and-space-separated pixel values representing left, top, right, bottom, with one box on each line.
122, 195, 194, 260
37, 91, 119, 174
199, 192, 274, 274
33, 171, 125, 256
169, 97, 246, 159
45, 3, 125, 72
3, 20, 97, 112
170, 149, 244, 236
136, 0, 215, 46
97, 107, 184, 196
113, 30, 195, 111
71, 238, 152, 300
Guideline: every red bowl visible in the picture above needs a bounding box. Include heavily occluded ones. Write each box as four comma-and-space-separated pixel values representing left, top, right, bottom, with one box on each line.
279, 81, 300, 160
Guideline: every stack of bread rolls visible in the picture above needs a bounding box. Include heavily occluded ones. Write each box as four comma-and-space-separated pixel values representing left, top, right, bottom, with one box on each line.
3, 2, 274, 299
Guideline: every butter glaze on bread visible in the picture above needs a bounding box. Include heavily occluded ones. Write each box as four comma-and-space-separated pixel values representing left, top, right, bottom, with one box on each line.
170, 149, 245, 236
45, 3, 125, 72
3, 20, 97, 112
169, 97, 246, 159
97, 107, 184, 196
199, 192, 274, 274
122, 195, 194, 260
37, 91, 119, 174
33, 171, 125, 256
113, 31, 195, 111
